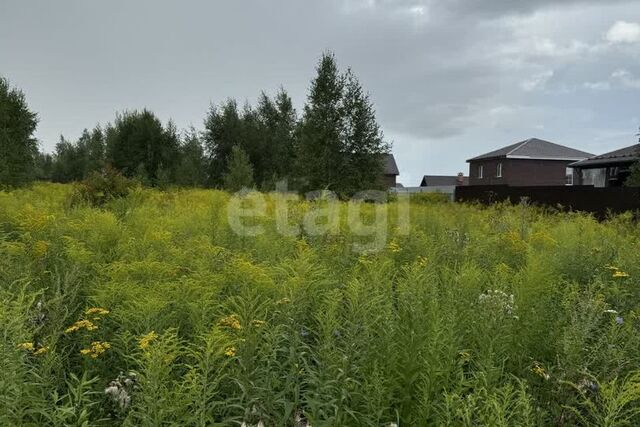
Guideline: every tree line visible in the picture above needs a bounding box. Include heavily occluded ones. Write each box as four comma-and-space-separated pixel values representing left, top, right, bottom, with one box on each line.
1, 53, 391, 196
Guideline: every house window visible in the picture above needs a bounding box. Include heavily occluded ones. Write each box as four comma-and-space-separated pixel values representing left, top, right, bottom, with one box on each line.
478, 165, 483, 179
565, 167, 573, 186
496, 163, 502, 178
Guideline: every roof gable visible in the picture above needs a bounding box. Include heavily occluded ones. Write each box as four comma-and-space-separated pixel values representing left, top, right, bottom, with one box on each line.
420, 175, 468, 186
384, 154, 399, 175
468, 138, 593, 162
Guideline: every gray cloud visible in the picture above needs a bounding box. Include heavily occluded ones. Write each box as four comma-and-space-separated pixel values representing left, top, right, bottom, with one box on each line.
1, 0, 639, 185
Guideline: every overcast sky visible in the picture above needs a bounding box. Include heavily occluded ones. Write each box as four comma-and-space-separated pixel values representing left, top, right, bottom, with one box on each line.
1, 0, 639, 185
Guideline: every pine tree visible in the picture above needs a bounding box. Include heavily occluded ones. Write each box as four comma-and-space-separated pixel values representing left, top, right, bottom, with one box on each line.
297, 52, 345, 193
0, 77, 39, 187
341, 69, 390, 194
223, 145, 254, 192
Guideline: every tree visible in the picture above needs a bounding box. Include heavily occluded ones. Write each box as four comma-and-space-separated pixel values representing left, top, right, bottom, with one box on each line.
223, 145, 254, 192
203, 100, 243, 186
0, 77, 39, 187
296, 53, 390, 196
256, 89, 297, 189
175, 127, 206, 187
625, 129, 640, 187
52, 136, 85, 183
341, 69, 389, 194
297, 52, 345, 193
105, 109, 179, 186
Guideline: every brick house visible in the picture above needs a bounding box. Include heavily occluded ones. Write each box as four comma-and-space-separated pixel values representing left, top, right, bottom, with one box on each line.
570, 144, 640, 187
467, 138, 593, 186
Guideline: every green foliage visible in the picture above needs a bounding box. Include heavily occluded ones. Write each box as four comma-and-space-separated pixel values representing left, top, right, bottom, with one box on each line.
0, 76, 39, 187
223, 145, 254, 192
67, 166, 137, 207
3, 183, 640, 424
105, 110, 179, 186
297, 53, 389, 196
410, 191, 451, 204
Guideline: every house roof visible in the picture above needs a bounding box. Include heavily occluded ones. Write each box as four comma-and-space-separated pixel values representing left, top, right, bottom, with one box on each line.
420, 175, 468, 187
384, 154, 399, 175
467, 138, 593, 162
569, 144, 640, 168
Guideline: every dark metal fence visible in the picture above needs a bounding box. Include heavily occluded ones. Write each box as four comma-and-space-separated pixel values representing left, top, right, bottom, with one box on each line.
455, 185, 640, 218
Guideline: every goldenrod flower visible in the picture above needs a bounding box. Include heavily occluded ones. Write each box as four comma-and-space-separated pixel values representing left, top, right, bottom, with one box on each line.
387, 241, 401, 253
224, 346, 236, 357
65, 319, 98, 333
138, 331, 159, 350
80, 341, 111, 358
85, 307, 110, 316
18, 342, 35, 351
33, 346, 49, 356
218, 314, 241, 330
532, 362, 550, 380
613, 270, 630, 278
251, 319, 265, 328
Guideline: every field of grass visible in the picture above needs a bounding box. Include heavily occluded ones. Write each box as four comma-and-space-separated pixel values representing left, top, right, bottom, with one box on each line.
2, 183, 640, 426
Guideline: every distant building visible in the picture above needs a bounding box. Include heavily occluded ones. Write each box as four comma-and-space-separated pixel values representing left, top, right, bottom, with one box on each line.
467, 138, 593, 186
570, 144, 640, 187
420, 174, 468, 187
382, 154, 399, 188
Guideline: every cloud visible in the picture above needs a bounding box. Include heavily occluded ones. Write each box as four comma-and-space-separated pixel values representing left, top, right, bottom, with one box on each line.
605, 20, 640, 43
611, 69, 640, 88
584, 81, 611, 90
521, 70, 554, 91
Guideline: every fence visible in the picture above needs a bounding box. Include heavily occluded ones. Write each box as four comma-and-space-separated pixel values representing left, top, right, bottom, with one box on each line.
455, 185, 640, 218
392, 186, 456, 201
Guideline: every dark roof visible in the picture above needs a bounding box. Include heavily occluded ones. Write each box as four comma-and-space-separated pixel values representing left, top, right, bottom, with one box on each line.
570, 144, 640, 168
384, 154, 399, 175
420, 175, 468, 187
467, 138, 593, 162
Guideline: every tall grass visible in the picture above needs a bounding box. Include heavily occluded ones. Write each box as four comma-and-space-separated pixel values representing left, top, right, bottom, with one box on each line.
1, 182, 640, 425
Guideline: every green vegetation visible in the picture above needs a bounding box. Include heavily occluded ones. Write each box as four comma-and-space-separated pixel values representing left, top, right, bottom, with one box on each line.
2, 52, 389, 196
2, 183, 640, 425
0, 77, 39, 188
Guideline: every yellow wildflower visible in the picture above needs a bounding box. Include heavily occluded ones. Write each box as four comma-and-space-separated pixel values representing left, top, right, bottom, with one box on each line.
458, 350, 471, 362
224, 346, 236, 357
138, 331, 159, 350
251, 319, 265, 328
80, 341, 111, 358
18, 342, 35, 351
613, 270, 630, 278
218, 314, 242, 330
33, 346, 49, 356
387, 240, 401, 253
84, 307, 110, 316
417, 256, 428, 267
65, 319, 98, 333
532, 362, 550, 380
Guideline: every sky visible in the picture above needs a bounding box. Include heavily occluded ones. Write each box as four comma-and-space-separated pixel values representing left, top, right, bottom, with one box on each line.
1, 0, 639, 186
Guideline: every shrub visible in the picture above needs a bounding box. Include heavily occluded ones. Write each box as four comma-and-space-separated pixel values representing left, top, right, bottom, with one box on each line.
410, 191, 450, 204
67, 166, 136, 207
